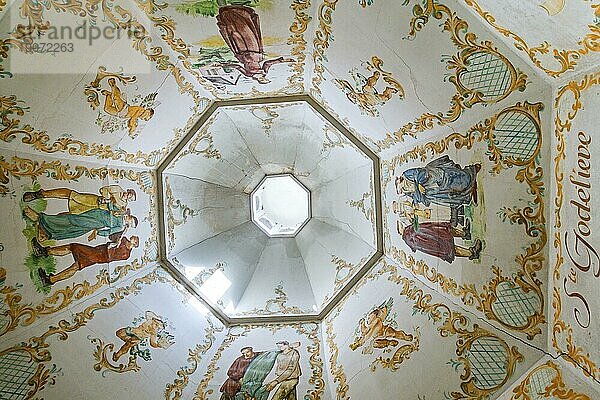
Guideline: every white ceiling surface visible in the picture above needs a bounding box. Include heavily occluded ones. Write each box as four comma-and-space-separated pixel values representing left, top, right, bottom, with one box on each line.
163, 102, 377, 317
458, 0, 600, 82
309, 0, 553, 163
0, 0, 204, 168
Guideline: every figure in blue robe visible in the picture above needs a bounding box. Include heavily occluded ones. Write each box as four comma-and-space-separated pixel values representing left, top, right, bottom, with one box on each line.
398, 155, 481, 208
38, 208, 125, 241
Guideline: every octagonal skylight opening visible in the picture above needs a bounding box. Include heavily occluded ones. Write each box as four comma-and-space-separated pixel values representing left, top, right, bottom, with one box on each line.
251, 174, 311, 237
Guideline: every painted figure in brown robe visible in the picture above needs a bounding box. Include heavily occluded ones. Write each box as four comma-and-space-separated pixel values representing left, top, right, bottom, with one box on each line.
265, 341, 302, 400
216, 5, 293, 84
34, 235, 139, 286
220, 346, 262, 400
400, 220, 482, 263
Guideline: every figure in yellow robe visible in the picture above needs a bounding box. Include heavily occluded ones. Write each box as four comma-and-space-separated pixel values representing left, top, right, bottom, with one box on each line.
22, 185, 136, 216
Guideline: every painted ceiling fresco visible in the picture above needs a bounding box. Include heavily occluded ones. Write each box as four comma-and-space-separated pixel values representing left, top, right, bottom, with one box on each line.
0, 0, 599, 399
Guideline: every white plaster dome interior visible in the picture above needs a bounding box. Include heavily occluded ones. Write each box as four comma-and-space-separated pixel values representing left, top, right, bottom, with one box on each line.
0, 0, 599, 399
160, 100, 380, 320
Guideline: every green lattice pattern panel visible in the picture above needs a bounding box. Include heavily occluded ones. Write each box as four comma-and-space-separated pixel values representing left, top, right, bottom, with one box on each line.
492, 111, 539, 161
492, 281, 540, 328
527, 367, 559, 399
467, 337, 508, 390
459, 52, 511, 100
0, 352, 36, 400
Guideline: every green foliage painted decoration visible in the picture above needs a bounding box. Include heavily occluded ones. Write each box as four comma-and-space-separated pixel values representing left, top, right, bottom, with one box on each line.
20, 181, 56, 294
175, 0, 274, 17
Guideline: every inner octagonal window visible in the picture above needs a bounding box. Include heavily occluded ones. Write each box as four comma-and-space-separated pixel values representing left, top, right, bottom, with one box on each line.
250, 174, 311, 237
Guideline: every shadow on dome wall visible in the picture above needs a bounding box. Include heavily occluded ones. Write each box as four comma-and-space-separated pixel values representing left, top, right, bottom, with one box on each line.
156, 94, 384, 326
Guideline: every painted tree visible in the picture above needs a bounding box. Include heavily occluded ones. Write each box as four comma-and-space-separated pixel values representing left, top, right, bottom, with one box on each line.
175, 0, 273, 17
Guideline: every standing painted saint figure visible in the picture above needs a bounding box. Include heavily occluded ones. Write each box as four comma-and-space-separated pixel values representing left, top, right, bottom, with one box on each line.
23, 185, 136, 216
395, 155, 483, 263
399, 220, 482, 262
216, 5, 293, 84
33, 235, 140, 286
231, 341, 302, 400
22, 206, 138, 243
396, 155, 480, 209
219, 347, 262, 400
265, 341, 302, 400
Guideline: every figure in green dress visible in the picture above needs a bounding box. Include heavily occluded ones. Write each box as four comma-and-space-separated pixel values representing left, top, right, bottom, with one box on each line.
22, 206, 138, 243
231, 341, 302, 400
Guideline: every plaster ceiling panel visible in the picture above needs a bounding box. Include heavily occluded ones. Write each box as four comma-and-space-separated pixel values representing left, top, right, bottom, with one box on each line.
220, 101, 373, 190
0, 150, 157, 319
169, 221, 269, 312
382, 99, 549, 346
376, 81, 553, 163
165, 108, 264, 191
455, 0, 600, 81
144, 0, 314, 99
293, 103, 374, 188
36, 326, 160, 399
108, 275, 226, 391
4, 265, 227, 400
0, 8, 124, 162
312, 163, 376, 247
162, 173, 250, 256
0, 0, 208, 169
310, 0, 552, 156
496, 356, 600, 400
551, 74, 600, 383
295, 218, 376, 308
0, 61, 198, 168
309, 0, 465, 148
0, 0, 123, 78
198, 323, 330, 400
323, 257, 545, 400
233, 238, 316, 316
